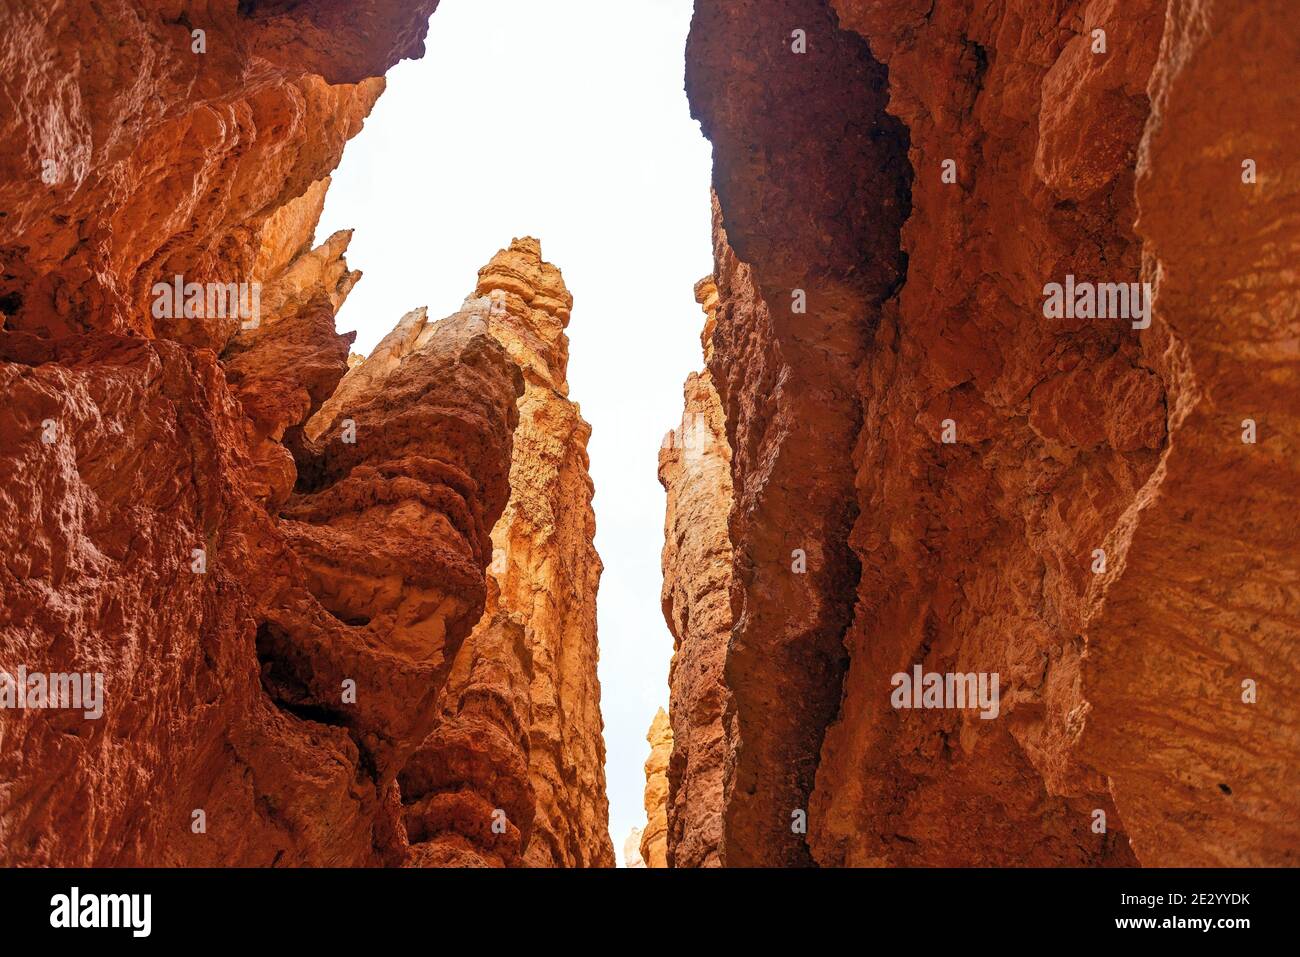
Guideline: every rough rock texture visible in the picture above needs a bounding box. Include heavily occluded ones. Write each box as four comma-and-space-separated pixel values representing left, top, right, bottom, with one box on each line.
679, 0, 1299, 866
0, 1, 614, 868
686, 0, 911, 867
639, 707, 672, 869
1074, 0, 1300, 865
656, 277, 732, 868
0, 0, 429, 346
399, 239, 614, 868
0, 190, 521, 865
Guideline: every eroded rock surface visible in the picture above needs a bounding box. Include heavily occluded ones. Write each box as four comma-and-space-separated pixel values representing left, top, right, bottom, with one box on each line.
657, 277, 732, 868
0, 1, 613, 868
399, 239, 614, 868
639, 707, 672, 869
0, 0, 423, 346
0, 196, 521, 865
686, 0, 911, 867
672, 0, 1299, 867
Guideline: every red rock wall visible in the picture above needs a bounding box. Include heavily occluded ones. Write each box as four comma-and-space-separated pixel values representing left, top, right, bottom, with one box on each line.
0, 0, 431, 345
1, 203, 522, 866
0, 1, 614, 868
685, 0, 911, 867
1074, 0, 1300, 865
678, 0, 1299, 866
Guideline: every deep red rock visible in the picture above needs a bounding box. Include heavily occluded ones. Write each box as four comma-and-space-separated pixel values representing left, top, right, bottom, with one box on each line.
674, 0, 1298, 867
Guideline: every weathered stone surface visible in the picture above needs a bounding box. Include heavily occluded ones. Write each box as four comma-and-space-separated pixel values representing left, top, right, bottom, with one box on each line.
1076, 0, 1300, 865
0, 213, 522, 865
400, 239, 614, 868
0, 0, 408, 347
679, 0, 1299, 867
686, 0, 911, 867
657, 277, 732, 868
639, 707, 672, 869
805, 0, 1162, 868
0, 2, 617, 869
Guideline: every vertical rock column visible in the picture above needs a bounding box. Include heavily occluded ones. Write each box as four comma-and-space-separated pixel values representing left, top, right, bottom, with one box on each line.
399, 239, 614, 868
639, 708, 672, 869
657, 277, 734, 868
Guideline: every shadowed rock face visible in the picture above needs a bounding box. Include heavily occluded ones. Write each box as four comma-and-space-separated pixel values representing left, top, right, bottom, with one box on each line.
686, 0, 912, 867
0, 2, 614, 868
674, 0, 1298, 867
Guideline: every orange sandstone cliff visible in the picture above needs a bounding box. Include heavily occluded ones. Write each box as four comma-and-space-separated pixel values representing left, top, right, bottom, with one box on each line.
656, 278, 733, 868
662, 0, 1299, 867
0, 1, 611, 867
398, 239, 614, 868
639, 707, 672, 869
2, 0, 1296, 872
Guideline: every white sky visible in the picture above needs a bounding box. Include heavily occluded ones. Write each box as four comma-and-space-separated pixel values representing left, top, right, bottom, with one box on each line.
314, 0, 713, 865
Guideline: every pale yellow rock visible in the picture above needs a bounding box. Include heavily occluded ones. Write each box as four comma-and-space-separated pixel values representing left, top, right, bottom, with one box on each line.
623, 828, 646, 868
640, 707, 673, 868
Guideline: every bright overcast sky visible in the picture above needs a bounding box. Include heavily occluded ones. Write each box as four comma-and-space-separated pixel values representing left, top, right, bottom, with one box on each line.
314, 0, 713, 864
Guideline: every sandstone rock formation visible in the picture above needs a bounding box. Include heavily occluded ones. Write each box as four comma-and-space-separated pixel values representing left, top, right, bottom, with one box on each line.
656, 278, 733, 868
639, 707, 672, 869
670, 0, 1299, 867
0, 191, 523, 865
4, 0, 1294, 873
399, 239, 614, 868
685, 0, 911, 868
0, 0, 613, 868
0, 0, 422, 347
623, 827, 646, 868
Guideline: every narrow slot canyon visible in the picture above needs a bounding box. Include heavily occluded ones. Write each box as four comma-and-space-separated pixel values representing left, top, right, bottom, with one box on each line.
1, 0, 1297, 880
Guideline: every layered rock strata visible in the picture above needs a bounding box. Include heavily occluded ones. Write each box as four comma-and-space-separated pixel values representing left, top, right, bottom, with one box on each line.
397, 239, 614, 868
675, 0, 1299, 867
639, 707, 672, 869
